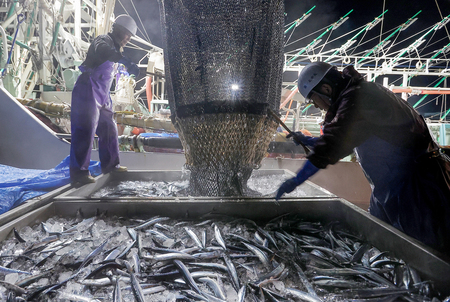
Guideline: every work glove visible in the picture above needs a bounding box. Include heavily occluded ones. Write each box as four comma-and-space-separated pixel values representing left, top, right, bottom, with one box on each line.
118, 56, 140, 77
276, 160, 320, 200
286, 131, 319, 147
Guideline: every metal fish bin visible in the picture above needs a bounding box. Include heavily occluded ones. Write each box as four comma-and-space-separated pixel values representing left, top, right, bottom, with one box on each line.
0, 169, 449, 299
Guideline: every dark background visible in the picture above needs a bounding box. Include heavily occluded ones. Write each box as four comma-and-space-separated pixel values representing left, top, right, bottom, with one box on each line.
115, 0, 450, 119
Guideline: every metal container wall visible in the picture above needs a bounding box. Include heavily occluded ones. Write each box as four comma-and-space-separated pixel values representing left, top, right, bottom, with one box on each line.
0, 170, 449, 294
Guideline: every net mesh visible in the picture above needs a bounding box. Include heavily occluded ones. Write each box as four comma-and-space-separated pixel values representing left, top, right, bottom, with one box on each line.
160, 0, 284, 196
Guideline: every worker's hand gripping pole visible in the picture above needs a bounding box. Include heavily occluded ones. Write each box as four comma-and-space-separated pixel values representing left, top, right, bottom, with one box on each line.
268, 109, 311, 155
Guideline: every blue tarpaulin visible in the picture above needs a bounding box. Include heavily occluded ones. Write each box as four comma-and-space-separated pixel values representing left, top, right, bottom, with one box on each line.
0, 156, 101, 215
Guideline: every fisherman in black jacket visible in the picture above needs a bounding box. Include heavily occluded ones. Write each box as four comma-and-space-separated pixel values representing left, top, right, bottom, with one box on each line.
70, 15, 139, 184
277, 61, 450, 254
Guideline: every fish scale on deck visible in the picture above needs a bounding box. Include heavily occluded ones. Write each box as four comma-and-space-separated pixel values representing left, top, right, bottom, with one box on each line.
0, 213, 447, 301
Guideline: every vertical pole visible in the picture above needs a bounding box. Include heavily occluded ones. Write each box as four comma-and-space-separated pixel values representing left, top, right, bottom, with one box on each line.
96, 0, 102, 36
25, 1, 36, 44
402, 74, 408, 101
38, 0, 45, 68
74, 0, 81, 42
50, 0, 67, 54
37, 0, 50, 85
445, 124, 449, 146
6, 0, 18, 18
383, 77, 389, 88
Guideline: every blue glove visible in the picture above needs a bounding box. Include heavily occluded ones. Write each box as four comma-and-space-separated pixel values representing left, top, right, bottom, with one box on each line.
286, 131, 319, 147
118, 56, 140, 77
276, 160, 320, 200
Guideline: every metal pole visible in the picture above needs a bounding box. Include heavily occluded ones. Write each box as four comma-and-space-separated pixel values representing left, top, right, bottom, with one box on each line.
402, 74, 408, 101
414, 77, 446, 108
284, 6, 315, 34
49, 0, 67, 54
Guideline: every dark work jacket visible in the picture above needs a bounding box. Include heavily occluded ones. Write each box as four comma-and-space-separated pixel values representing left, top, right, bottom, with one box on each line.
308, 66, 430, 168
82, 33, 123, 69
307, 66, 450, 253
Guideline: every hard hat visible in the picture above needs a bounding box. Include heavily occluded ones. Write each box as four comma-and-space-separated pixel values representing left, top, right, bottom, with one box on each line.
114, 14, 137, 36
298, 62, 333, 99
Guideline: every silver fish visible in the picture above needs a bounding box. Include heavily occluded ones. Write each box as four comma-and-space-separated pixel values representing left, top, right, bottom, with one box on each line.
190, 262, 228, 272
113, 278, 122, 302
131, 251, 140, 274
242, 242, 270, 268
0, 280, 27, 295
285, 288, 324, 302
41, 222, 62, 236
144, 252, 196, 262
79, 231, 119, 270
185, 227, 204, 249
192, 251, 222, 260
174, 271, 226, 283
79, 277, 113, 287
141, 285, 166, 295
293, 263, 319, 298
256, 226, 279, 250
130, 273, 145, 302
214, 225, 227, 250
223, 254, 240, 292
134, 216, 170, 230
15, 270, 52, 287
237, 285, 246, 302
173, 259, 202, 294
201, 230, 207, 248
56, 291, 102, 302
117, 240, 136, 259
0, 265, 31, 275
137, 232, 143, 258
254, 262, 286, 286
198, 277, 227, 300
202, 291, 227, 302
13, 228, 26, 243
127, 228, 137, 241
104, 246, 125, 262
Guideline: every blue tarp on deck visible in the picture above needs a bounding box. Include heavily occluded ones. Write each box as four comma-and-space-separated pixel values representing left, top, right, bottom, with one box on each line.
0, 156, 101, 214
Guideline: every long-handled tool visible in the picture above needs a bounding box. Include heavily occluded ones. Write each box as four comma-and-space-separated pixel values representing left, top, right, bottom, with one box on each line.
268, 109, 310, 155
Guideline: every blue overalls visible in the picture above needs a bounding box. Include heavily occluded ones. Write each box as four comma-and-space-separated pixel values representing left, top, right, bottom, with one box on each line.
356, 135, 450, 251
70, 60, 120, 178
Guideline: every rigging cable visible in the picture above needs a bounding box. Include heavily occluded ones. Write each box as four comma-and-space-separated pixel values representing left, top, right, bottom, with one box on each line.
435, 0, 450, 41
379, 0, 386, 45
127, 0, 151, 43
348, 27, 368, 57
284, 25, 330, 50
287, 24, 364, 57
116, 0, 151, 43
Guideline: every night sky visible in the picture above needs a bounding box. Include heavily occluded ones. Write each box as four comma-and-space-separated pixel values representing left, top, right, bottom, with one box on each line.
115, 0, 450, 118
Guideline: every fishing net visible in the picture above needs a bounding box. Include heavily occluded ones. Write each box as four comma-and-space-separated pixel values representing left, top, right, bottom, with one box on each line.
160, 0, 284, 196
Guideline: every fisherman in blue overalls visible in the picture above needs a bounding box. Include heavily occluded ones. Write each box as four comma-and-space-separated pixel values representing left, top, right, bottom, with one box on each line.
70, 15, 140, 184
276, 62, 450, 254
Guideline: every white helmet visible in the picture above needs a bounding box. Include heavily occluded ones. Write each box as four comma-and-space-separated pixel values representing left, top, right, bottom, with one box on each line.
298, 62, 333, 98
114, 14, 137, 36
